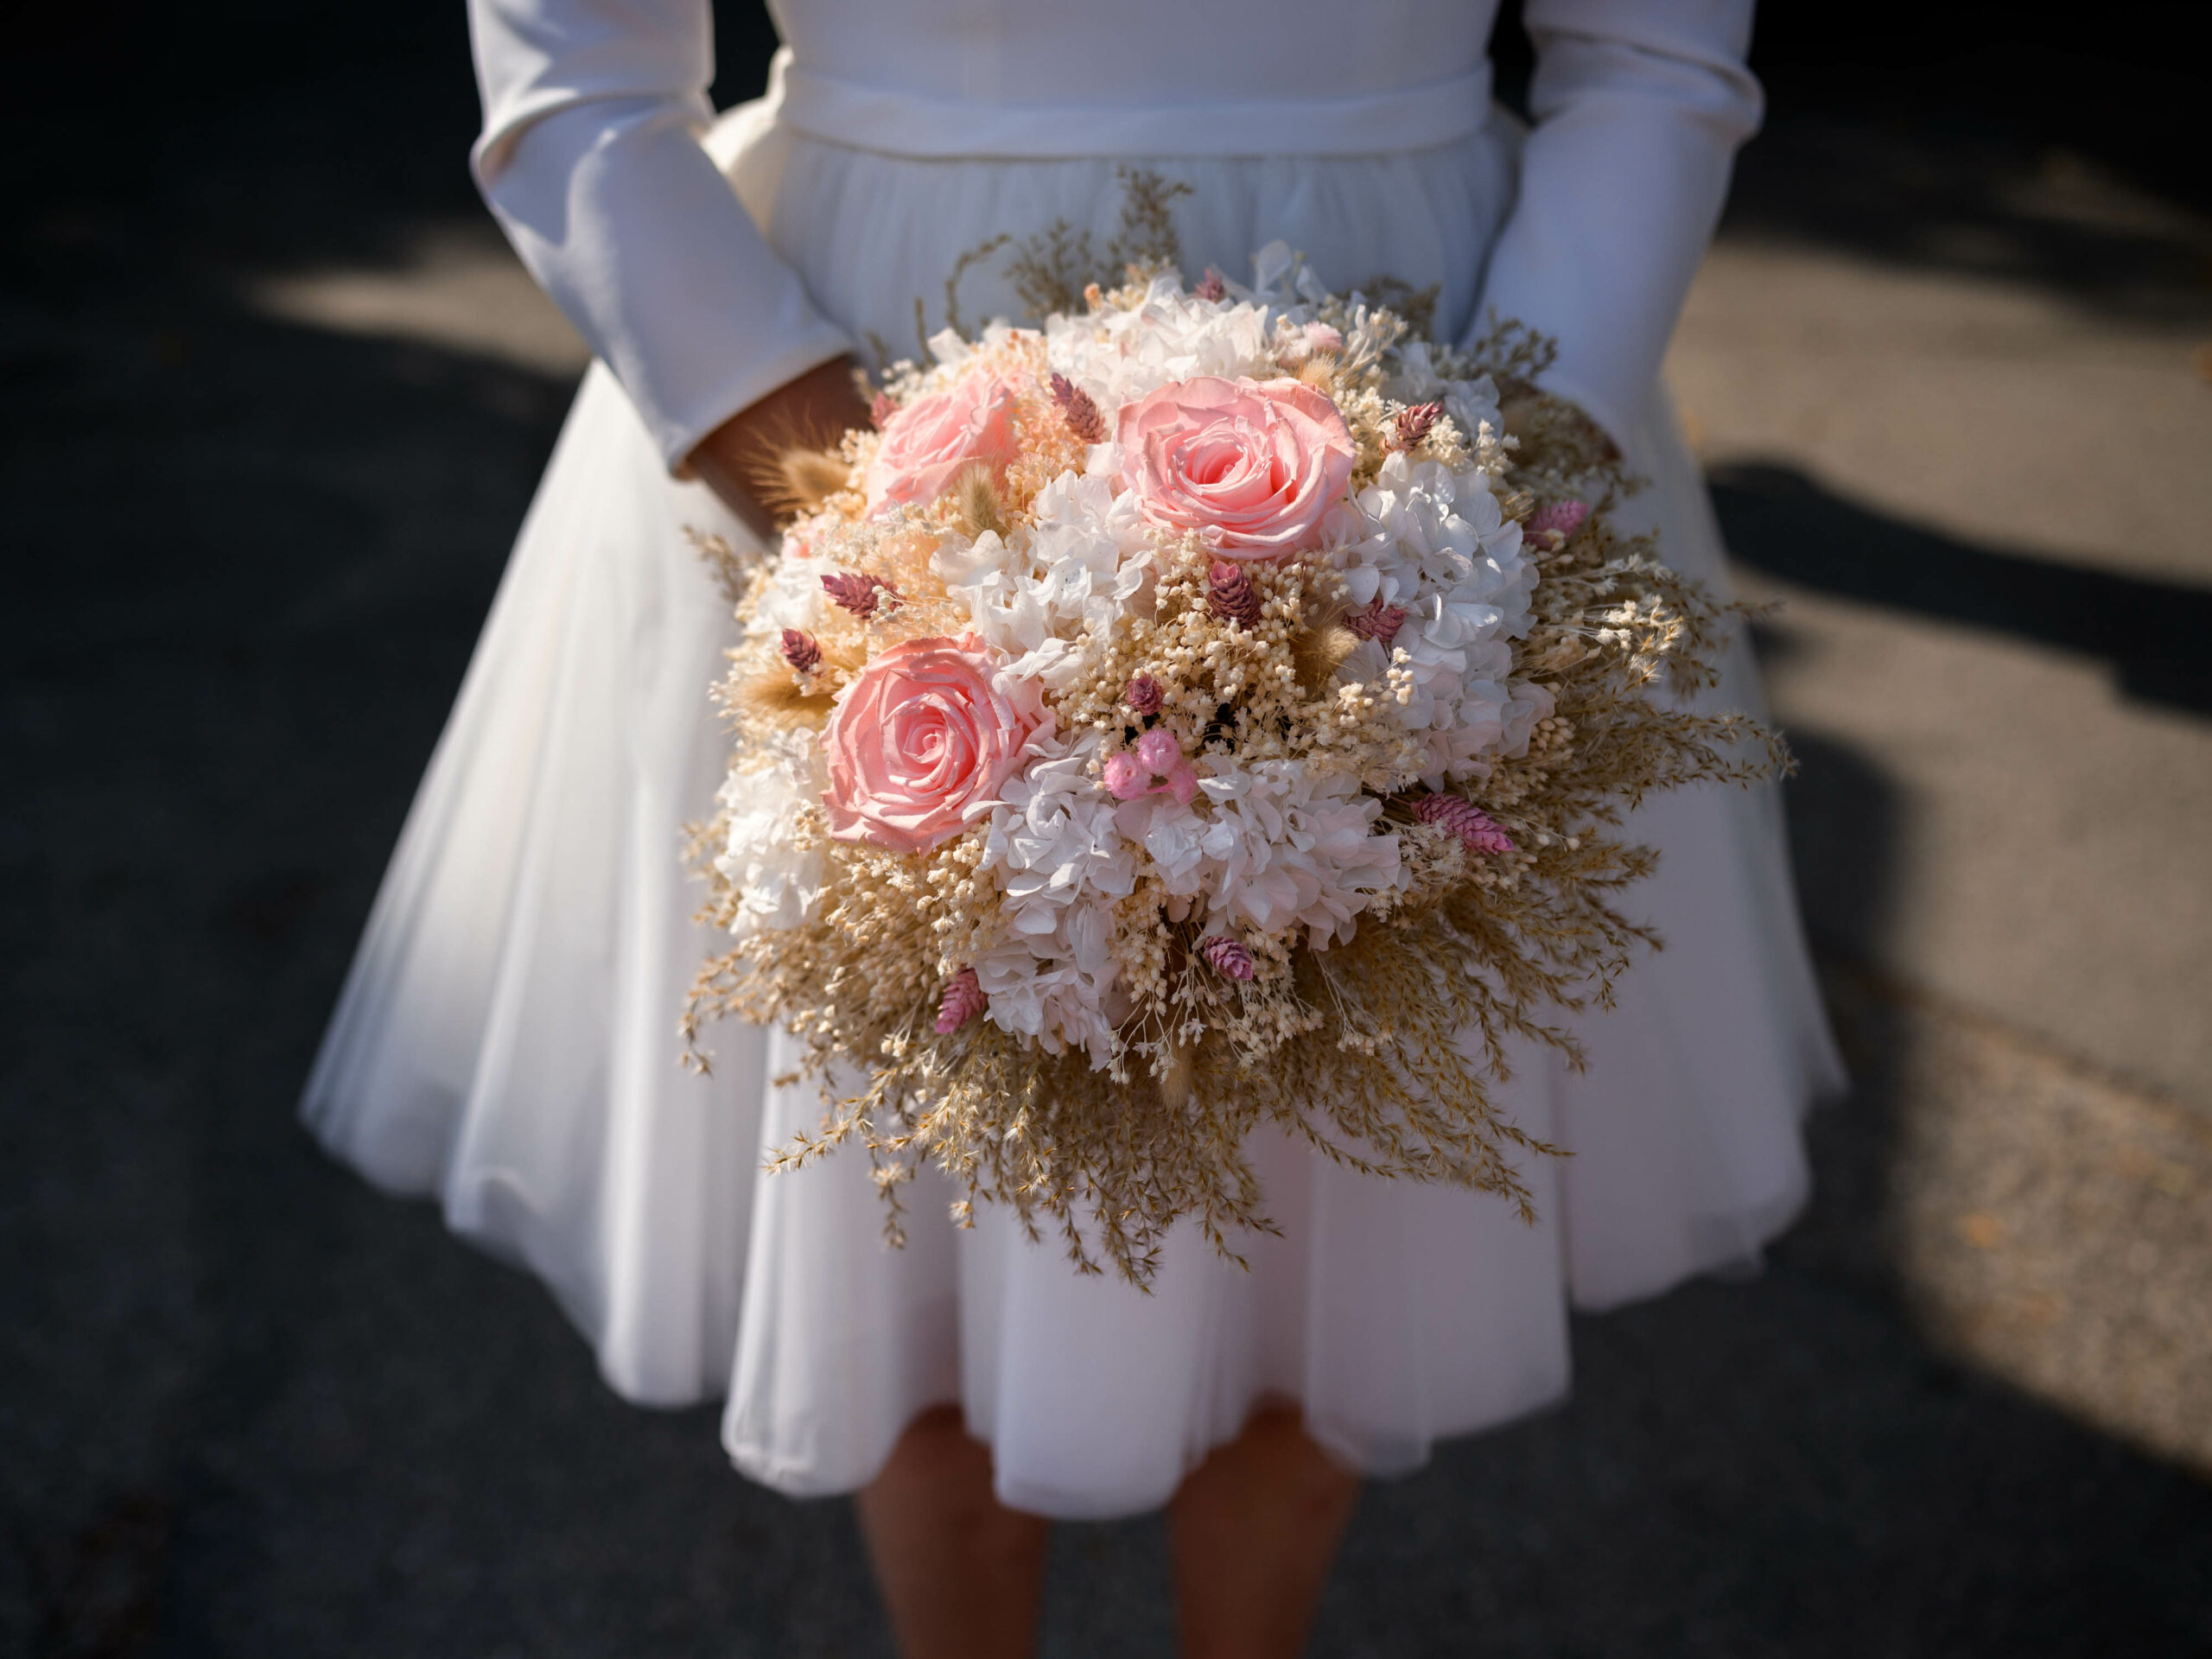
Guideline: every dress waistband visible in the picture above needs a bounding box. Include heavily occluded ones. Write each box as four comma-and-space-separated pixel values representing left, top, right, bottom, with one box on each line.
765, 48, 1494, 161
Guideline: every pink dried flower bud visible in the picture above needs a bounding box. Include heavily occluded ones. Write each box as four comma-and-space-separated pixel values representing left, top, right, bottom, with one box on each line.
780, 628, 822, 671
933, 966, 986, 1035
1341, 595, 1408, 645
1392, 401, 1444, 451
1193, 268, 1227, 302
1163, 760, 1200, 806
1134, 728, 1181, 775
1049, 372, 1108, 443
822, 571, 893, 619
1206, 560, 1262, 629
1302, 321, 1343, 356
1199, 935, 1255, 981
1124, 674, 1164, 715
1415, 793, 1515, 855
868, 391, 897, 429
1103, 753, 1150, 800
1525, 498, 1591, 549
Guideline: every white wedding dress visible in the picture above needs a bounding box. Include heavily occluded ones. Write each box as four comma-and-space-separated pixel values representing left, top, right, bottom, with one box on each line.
303, 0, 1843, 1517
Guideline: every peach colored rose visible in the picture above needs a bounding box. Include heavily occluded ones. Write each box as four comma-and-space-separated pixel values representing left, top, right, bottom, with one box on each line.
822, 635, 1046, 852
1116, 375, 1355, 558
863, 371, 1022, 512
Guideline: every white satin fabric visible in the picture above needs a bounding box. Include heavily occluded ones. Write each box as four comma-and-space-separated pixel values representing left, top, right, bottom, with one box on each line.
306, 0, 1841, 1518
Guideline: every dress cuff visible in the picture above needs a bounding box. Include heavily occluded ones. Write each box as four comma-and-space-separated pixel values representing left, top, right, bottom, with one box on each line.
658, 327, 855, 477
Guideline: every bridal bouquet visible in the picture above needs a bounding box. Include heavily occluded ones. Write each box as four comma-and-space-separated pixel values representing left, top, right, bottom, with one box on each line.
684, 240, 1780, 1283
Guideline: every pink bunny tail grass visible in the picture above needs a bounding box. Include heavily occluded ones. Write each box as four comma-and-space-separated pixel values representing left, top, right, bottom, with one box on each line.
933, 967, 986, 1034
1193, 268, 1228, 302
822, 571, 893, 619
1341, 595, 1408, 645
1049, 372, 1109, 443
1199, 935, 1255, 981
1392, 401, 1444, 450
868, 391, 897, 429
1415, 793, 1515, 855
1207, 561, 1262, 629
1525, 498, 1591, 550
1123, 674, 1164, 714
780, 629, 823, 671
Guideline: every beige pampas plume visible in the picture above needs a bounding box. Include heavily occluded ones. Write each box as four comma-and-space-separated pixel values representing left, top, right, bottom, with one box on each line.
766, 447, 855, 518
955, 464, 1008, 539
726, 399, 858, 525
1291, 618, 1362, 692
731, 663, 837, 730
1156, 1039, 1198, 1110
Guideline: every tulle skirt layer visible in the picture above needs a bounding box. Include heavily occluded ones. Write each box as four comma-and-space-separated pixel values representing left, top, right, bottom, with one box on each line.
303, 94, 1842, 1518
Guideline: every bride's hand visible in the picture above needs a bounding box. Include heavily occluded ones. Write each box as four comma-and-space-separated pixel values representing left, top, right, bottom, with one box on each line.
689, 357, 874, 537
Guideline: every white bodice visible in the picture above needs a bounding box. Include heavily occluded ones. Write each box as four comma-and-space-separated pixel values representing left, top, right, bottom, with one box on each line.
766, 0, 1500, 113
467, 0, 1760, 465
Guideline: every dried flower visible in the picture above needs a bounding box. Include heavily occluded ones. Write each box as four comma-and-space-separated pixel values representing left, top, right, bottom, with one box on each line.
1124, 674, 1164, 714
955, 465, 1008, 537
1393, 401, 1443, 451
1193, 268, 1227, 302
1415, 793, 1515, 855
1103, 753, 1148, 800
933, 966, 986, 1034
1525, 498, 1591, 549
1207, 560, 1262, 629
1049, 372, 1109, 443
1199, 936, 1255, 980
780, 628, 823, 671
822, 571, 894, 619
1341, 596, 1409, 645
868, 391, 897, 429
1134, 728, 1181, 773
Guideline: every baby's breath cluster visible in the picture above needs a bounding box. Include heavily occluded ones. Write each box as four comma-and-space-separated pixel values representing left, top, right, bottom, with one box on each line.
683, 218, 1783, 1285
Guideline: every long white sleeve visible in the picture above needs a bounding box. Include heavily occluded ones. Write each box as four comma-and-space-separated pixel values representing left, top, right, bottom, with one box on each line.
467, 0, 853, 469
1472, 0, 1761, 445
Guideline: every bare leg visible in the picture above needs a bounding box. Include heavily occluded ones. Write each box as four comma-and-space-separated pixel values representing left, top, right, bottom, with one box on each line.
1168, 1405, 1363, 1659
854, 1405, 1050, 1659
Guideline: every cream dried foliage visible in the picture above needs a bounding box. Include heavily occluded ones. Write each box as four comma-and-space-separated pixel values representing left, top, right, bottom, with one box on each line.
683, 259, 1787, 1285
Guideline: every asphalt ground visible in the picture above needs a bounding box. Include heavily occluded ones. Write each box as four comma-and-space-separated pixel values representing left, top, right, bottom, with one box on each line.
5, 9, 2209, 1655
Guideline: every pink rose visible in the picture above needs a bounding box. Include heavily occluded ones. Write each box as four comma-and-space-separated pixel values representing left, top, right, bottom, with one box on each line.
822, 635, 1046, 852
863, 371, 1022, 512
1116, 375, 1355, 558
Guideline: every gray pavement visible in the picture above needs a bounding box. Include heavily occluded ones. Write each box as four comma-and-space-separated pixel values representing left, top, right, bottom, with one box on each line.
5, 14, 2210, 1656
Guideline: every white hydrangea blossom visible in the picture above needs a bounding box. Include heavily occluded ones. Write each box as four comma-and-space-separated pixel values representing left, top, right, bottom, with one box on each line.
931, 472, 1151, 688
969, 899, 1122, 1065
978, 730, 1138, 936
966, 728, 1137, 1059
749, 541, 830, 636
1043, 274, 1279, 414
1329, 452, 1538, 780
715, 738, 828, 938
1114, 758, 1403, 948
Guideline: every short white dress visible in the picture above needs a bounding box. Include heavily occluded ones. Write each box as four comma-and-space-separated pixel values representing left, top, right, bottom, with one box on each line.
303, 0, 1843, 1518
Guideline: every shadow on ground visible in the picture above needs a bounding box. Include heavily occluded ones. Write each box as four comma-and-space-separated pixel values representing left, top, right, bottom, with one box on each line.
1713, 464, 2212, 715
6, 4, 2210, 1656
